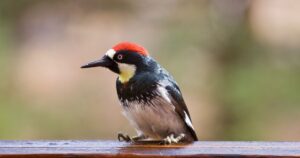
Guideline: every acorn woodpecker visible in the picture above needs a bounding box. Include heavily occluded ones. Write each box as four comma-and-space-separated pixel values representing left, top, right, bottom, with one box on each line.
81, 42, 198, 144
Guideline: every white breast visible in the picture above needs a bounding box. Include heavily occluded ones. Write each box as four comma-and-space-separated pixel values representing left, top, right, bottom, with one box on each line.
122, 89, 186, 139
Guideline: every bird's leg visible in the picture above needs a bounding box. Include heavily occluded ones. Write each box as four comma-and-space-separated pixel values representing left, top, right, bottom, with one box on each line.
160, 133, 185, 145
117, 132, 147, 142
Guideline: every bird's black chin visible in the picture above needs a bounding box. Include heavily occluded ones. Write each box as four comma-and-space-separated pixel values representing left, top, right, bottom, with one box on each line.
81, 55, 120, 74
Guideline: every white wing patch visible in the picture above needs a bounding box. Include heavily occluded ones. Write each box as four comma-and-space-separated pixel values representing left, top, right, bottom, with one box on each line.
105, 49, 116, 59
184, 111, 194, 130
157, 86, 171, 103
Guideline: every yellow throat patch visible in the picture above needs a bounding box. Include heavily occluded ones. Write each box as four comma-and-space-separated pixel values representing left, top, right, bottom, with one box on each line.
118, 63, 136, 83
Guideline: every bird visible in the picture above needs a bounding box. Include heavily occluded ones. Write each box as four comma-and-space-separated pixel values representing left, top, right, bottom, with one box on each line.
81, 42, 198, 144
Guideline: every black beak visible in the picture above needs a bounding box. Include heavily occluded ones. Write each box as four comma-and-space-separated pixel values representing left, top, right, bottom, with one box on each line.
81, 55, 114, 68
81, 55, 120, 74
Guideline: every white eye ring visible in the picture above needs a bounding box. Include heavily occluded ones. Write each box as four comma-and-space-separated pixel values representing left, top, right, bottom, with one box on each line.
117, 54, 123, 60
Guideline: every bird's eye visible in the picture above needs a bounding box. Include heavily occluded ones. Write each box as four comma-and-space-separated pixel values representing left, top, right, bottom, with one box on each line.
117, 54, 123, 60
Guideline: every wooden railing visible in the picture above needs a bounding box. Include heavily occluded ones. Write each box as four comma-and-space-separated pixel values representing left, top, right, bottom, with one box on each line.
0, 140, 300, 157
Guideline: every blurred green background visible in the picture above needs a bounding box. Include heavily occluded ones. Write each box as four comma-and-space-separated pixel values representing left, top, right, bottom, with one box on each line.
0, 0, 300, 140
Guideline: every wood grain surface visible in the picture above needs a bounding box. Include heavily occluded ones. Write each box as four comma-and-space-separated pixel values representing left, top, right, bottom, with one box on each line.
0, 140, 300, 157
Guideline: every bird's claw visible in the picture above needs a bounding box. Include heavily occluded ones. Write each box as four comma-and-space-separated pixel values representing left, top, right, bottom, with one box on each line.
117, 133, 148, 143
160, 133, 185, 145
117, 133, 131, 142
118, 133, 185, 144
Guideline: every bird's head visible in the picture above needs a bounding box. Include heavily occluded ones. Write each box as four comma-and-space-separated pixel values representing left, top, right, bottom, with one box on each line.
81, 42, 150, 83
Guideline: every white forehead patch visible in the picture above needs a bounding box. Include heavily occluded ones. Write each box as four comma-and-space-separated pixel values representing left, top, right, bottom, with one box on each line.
105, 49, 116, 59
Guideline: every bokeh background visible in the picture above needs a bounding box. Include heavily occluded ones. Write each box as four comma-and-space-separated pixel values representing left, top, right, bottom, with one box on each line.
0, 0, 300, 141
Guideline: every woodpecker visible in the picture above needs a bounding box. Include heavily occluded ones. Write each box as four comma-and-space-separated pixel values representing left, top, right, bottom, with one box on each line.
81, 42, 198, 144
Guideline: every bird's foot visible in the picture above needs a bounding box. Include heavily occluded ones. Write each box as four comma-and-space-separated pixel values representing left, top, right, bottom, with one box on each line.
117, 132, 131, 142
160, 133, 185, 145
117, 132, 147, 142
131, 135, 147, 142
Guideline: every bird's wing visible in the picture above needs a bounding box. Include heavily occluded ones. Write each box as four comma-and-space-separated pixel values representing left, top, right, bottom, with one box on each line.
158, 79, 198, 141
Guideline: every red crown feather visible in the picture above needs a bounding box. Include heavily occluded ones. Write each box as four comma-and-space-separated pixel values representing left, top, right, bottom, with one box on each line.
112, 42, 149, 56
